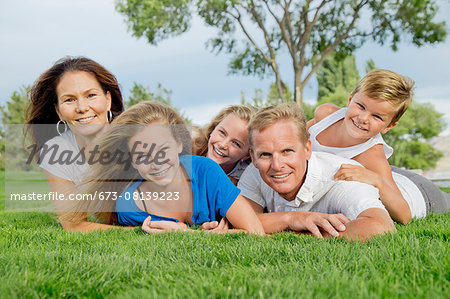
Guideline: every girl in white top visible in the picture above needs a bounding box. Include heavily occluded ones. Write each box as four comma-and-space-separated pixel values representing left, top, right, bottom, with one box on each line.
26, 57, 124, 231
307, 69, 449, 224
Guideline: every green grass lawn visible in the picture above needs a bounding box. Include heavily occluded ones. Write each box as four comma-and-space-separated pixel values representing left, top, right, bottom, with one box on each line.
0, 172, 449, 298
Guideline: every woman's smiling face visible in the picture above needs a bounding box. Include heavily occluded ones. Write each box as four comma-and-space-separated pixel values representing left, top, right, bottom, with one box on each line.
55, 71, 111, 137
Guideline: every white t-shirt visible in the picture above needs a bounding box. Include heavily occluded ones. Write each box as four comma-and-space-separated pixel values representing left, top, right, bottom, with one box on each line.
308, 108, 426, 218
391, 172, 426, 218
238, 152, 387, 220
38, 130, 90, 185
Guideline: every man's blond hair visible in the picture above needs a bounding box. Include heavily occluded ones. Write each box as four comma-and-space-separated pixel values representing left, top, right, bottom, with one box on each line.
351, 69, 414, 124
248, 103, 309, 149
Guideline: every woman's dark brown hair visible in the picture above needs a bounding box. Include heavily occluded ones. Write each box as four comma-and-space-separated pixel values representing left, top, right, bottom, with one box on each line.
25, 56, 124, 154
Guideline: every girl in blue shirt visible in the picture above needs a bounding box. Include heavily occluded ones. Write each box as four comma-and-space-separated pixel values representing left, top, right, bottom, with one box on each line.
69, 101, 264, 234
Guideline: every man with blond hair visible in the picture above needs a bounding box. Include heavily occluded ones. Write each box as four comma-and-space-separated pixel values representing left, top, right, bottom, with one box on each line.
238, 103, 395, 240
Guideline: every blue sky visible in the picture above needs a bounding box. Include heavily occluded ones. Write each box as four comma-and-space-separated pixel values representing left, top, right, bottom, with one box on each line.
1, 0, 449, 132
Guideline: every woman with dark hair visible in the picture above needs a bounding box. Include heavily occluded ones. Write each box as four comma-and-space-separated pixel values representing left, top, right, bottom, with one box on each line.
26, 56, 124, 156
25, 56, 125, 231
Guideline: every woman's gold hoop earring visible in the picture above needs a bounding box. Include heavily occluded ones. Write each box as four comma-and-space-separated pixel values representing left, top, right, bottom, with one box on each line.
56, 120, 68, 135
107, 110, 113, 123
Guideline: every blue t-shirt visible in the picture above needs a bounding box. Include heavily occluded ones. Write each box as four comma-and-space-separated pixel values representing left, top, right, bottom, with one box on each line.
116, 155, 241, 226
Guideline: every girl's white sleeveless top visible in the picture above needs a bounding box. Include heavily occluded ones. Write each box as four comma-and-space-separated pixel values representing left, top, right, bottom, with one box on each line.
308, 108, 426, 218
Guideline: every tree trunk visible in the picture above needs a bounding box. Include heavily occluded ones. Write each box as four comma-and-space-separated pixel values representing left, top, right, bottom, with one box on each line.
274, 64, 287, 102
294, 71, 303, 106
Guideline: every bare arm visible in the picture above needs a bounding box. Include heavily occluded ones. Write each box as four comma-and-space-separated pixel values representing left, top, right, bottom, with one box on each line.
307, 103, 341, 130
247, 198, 393, 240
225, 194, 265, 235
336, 145, 412, 224
246, 198, 349, 238
339, 208, 395, 241
44, 171, 131, 232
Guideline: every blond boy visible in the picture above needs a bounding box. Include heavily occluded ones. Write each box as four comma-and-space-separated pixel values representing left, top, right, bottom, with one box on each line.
307, 69, 449, 223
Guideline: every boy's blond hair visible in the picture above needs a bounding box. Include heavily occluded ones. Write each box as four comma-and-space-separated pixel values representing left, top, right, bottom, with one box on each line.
351, 69, 414, 125
248, 103, 309, 148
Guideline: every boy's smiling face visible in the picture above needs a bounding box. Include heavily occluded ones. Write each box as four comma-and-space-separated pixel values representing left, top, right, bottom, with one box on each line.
344, 92, 398, 140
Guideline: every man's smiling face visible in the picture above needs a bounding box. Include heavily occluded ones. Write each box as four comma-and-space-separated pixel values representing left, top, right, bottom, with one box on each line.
251, 120, 312, 201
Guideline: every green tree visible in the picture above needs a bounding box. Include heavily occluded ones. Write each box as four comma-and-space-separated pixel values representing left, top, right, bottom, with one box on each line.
0, 86, 29, 124
384, 102, 444, 170
126, 82, 191, 123
240, 82, 314, 120
365, 58, 376, 73
240, 82, 290, 107
0, 126, 4, 171
116, 0, 447, 106
316, 57, 445, 170
316, 53, 360, 107
0, 86, 32, 171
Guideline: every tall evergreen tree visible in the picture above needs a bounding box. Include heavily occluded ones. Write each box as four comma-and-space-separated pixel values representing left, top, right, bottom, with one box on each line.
316, 54, 360, 107
0, 86, 29, 124
0, 86, 32, 171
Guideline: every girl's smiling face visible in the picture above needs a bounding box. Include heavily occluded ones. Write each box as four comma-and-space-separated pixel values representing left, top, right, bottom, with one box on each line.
206, 114, 250, 173
55, 71, 111, 137
128, 123, 183, 187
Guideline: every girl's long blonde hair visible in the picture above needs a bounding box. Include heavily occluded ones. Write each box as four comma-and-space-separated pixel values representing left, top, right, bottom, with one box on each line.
193, 105, 257, 157
62, 101, 190, 225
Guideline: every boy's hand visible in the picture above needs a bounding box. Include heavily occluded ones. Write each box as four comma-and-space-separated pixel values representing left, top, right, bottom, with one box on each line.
288, 211, 350, 238
334, 164, 381, 188
141, 216, 189, 234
